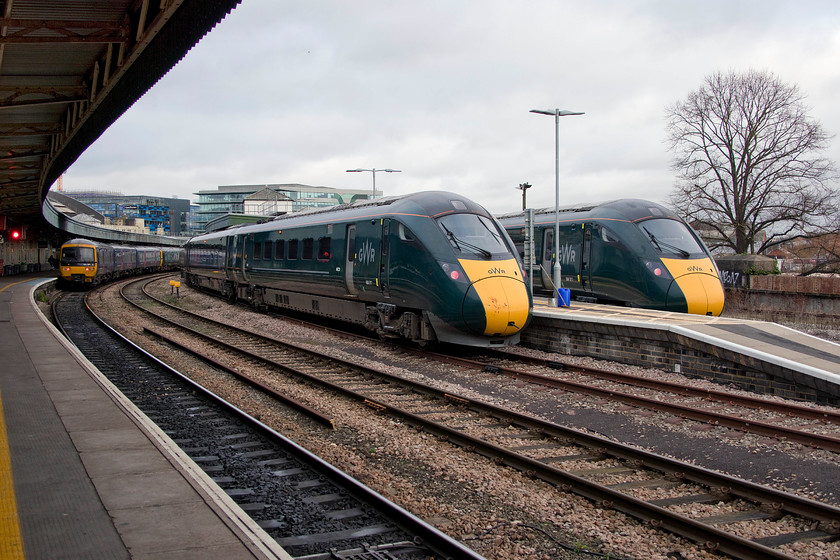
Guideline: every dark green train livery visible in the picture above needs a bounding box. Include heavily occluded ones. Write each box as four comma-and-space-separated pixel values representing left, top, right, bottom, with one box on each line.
497, 199, 724, 315
182, 191, 532, 347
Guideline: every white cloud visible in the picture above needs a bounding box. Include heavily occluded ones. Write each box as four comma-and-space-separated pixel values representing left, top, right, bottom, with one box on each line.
66, 0, 840, 216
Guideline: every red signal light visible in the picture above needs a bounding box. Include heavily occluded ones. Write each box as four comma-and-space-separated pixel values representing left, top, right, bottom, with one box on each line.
10, 229, 20, 240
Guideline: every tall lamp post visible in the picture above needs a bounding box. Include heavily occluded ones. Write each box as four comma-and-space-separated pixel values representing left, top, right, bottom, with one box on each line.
529, 108, 584, 303
346, 168, 401, 199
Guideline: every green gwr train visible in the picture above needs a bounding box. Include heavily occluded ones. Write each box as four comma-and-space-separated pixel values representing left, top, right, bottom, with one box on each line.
183, 191, 532, 347
497, 199, 725, 315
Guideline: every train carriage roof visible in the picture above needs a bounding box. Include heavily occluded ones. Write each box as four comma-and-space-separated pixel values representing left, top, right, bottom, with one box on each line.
188, 191, 493, 242
496, 198, 682, 225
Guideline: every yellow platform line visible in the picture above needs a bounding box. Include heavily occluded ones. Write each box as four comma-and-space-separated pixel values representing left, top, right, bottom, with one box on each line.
0, 387, 25, 560
0, 279, 36, 294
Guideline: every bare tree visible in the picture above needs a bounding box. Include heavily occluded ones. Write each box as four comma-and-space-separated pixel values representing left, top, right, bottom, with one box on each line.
666, 70, 837, 255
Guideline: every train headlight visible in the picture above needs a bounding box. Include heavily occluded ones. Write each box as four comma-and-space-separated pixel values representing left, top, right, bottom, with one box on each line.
643, 259, 672, 280
438, 261, 469, 284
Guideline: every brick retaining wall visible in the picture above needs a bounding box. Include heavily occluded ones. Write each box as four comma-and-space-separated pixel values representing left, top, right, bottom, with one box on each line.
748, 275, 840, 295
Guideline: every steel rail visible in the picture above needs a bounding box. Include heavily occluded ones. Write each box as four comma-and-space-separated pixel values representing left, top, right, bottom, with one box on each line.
119, 277, 840, 554
124, 287, 840, 558
87, 279, 488, 560
143, 325, 336, 429
142, 319, 829, 560
487, 350, 840, 423
415, 350, 840, 453
125, 277, 840, 524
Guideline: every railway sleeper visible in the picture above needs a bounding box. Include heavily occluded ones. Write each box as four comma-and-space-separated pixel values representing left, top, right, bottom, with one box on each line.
568, 465, 637, 477
753, 528, 839, 547
696, 509, 778, 525
607, 477, 682, 490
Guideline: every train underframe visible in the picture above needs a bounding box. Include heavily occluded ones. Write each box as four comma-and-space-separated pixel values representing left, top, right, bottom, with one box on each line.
183, 272, 437, 344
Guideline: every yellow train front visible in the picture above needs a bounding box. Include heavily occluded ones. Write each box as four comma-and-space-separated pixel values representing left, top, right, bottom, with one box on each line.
498, 199, 725, 316
58, 238, 104, 286
58, 239, 181, 287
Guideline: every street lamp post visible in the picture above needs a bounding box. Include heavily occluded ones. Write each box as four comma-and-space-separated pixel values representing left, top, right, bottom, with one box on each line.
346, 168, 402, 199
529, 108, 584, 305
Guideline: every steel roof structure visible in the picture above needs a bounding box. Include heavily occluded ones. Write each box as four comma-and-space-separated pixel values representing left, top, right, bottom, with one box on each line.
0, 0, 242, 230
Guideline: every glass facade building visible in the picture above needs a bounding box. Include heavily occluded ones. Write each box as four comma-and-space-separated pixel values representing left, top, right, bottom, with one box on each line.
59, 191, 191, 236
193, 184, 375, 232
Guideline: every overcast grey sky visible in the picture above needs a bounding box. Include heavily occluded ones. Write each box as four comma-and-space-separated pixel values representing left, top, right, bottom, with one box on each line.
62, 0, 840, 214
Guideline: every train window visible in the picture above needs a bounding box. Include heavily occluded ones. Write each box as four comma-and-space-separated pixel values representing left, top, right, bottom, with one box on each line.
639, 218, 705, 256
61, 246, 95, 265
317, 237, 331, 261
347, 226, 356, 262
253, 242, 262, 260
599, 225, 622, 245
543, 230, 553, 262
513, 241, 525, 260
263, 241, 273, 260
275, 240, 285, 260
397, 223, 416, 242
437, 214, 508, 258
302, 238, 314, 260
287, 240, 299, 260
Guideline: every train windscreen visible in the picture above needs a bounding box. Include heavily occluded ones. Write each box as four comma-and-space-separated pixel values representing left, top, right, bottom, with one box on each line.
60, 246, 95, 265
639, 219, 705, 257
437, 214, 509, 258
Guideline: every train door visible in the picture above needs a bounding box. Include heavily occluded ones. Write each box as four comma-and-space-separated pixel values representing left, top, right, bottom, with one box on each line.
226, 234, 244, 282
539, 228, 554, 290
555, 224, 585, 293
344, 224, 358, 295
380, 219, 391, 298
352, 219, 383, 296
242, 233, 253, 282
580, 224, 593, 292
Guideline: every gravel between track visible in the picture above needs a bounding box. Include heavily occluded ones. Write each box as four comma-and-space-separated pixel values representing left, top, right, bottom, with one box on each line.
86, 279, 840, 560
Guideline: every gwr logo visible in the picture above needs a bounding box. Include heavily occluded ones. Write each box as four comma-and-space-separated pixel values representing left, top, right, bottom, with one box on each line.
488, 267, 506, 275
358, 240, 376, 265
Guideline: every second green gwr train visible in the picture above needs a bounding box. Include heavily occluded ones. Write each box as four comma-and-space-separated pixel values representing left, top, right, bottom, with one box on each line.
497, 199, 725, 315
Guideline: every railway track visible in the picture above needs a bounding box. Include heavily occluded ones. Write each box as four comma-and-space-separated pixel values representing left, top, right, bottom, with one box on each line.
52, 287, 486, 560
181, 278, 840, 455
416, 348, 840, 454
100, 275, 840, 560
234, 289, 840, 454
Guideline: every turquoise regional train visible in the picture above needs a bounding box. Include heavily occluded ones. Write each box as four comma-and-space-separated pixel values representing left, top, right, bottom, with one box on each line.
183, 191, 532, 347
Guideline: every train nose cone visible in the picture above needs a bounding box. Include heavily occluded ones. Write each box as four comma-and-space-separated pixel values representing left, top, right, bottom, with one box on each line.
464, 276, 530, 336
668, 273, 725, 316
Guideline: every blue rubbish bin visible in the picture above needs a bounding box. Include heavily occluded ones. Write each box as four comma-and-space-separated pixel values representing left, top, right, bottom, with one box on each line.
557, 288, 571, 307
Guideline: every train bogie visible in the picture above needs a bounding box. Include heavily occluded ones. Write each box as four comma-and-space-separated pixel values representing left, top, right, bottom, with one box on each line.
183, 191, 532, 347
498, 199, 725, 315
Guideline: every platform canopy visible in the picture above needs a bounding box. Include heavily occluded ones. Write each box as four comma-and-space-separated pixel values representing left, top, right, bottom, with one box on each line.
0, 0, 242, 225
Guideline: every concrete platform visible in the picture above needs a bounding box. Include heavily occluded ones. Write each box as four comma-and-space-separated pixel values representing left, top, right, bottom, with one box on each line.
0, 273, 291, 560
525, 298, 840, 403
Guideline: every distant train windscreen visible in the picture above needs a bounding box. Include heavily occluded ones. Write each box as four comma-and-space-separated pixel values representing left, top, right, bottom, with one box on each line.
437, 214, 508, 258
60, 246, 95, 265
639, 219, 705, 257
